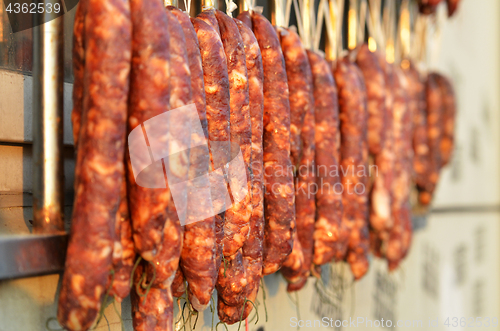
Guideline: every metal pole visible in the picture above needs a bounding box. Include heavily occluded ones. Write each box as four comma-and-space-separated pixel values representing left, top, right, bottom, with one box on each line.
325, 0, 338, 61
189, 0, 203, 16
302, 0, 313, 49
201, 0, 218, 11
269, 0, 285, 27
32, 7, 64, 234
164, 0, 179, 6
238, 0, 249, 12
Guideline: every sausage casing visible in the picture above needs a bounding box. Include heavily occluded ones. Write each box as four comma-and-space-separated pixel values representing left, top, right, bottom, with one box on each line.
308, 50, 345, 266
126, 0, 171, 262
356, 46, 393, 233
279, 27, 314, 286
57, 0, 131, 328
215, 9, 253, 257
252, 11, 295, 276
419, 73, 443, 205
109, 180, 135, 302
191, 17, 230, 275
334, 58, 370, 279
216, 16, 266, 322
405, 64, 429, 192
435, 73, 456, 167
168, 6, 217, 312
386, 68, 413, 269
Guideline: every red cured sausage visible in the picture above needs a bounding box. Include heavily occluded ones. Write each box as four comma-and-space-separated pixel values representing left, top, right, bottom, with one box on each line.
216, 16, 265, 323
214, 9, 253, 257
216, 249, 247, 308
108, 180, 135, 302
210, 10, 253, 317
293, 97, 316, 274
171, 269, 185, 298
278, 27, 313, 287
447, 0, 461, 17
308, 50, 346, 267
139, 207, 181, 328
251, 11, 295, 276
369, 58, 395, 258
385, 68, 413, 270
435, 73, 456, 167
419, 73, 443, 206
168, 6, 217, 311
418, 0, 443, 14
168, 7, 209, 138
198, 8, 221, 35
356, 44, 387, 155
404, 64, 429, 192
191, 17, 230, 276
141, 8, 188, 290
237, 10, 252, 29
71, 0, 87, 149
279, 27, 308, 168
235, 16, 264, 305
129, 6, 183, 331
126, 0, 171, 262
57, 0, 131, 329
131, 263, 173, 331
419, 0, 443, 5
356, 45, 392, 233
334, 57, 370, 280
281, 232, 306, 285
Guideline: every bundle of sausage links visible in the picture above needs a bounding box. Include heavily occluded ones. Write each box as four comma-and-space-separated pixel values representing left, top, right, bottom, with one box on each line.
58, 0, 457, 329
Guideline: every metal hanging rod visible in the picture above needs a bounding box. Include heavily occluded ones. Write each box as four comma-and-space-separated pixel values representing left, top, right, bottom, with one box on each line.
0, 1, 67, 281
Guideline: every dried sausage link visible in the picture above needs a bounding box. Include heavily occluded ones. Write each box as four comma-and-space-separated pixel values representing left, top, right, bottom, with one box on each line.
418, 0, 443, 14
237, 11, 252, 29
435, 73, 456, 167
251, 11, 295, 276
334, 57, 369, 280
141, 7, 191, 293
171, 269, 186, 298
215, 9, 253, 257
126, 0, 171, 262
216, 250, 247, 309
279, 27, 314, 286
356, 44, 387, 155
131, 263, 174, 331
198, 8, 221, 35
199, 9, 253, 315
109, 180, 135, 302
168, 6, 217, 312
386, 68, 413, 270
169, 7, 209, 138
369, 59, 396, 257
215, 16, 266, 321
281, 230, 305, 285
404, 64, 429, 192
447, 0, 461, 17
293, 95, 316, 274
356, 46, 393, 233
278, 27, 309, 168
307, 50, 346, 267
57, 0, 131, 328
418, 73, 443, 206
191, 17, 230, 275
